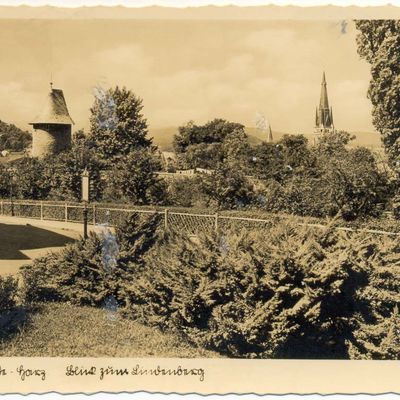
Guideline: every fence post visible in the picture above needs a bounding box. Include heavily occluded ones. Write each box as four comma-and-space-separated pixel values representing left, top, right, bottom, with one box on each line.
164, 208, 169, 229
93, 204, 96, 226
40, 201, 43, 220
0, 199, 3, 215
65, 202, 68, 222
214, 212, 219, 232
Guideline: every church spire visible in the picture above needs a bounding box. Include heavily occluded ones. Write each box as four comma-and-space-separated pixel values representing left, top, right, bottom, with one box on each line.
319, 71, 330, 110
315, 71, 334, 140
267, 123, 273, 143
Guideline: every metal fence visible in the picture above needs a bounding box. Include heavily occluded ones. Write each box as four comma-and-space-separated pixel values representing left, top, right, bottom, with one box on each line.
0, 199, 399, 237
0, 199, 290, 235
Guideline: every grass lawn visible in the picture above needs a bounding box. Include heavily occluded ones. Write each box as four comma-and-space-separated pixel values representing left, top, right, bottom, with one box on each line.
0, 302, 220, 358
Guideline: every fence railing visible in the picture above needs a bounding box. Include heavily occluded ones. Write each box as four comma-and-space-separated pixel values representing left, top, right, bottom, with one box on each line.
0, 199, 399, 237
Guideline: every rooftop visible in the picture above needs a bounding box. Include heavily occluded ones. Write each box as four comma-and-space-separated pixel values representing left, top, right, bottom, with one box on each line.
30, 87, 74, 125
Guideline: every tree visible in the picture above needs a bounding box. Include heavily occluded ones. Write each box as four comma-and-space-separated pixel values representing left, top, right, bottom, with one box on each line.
165, 176, 208, 208
251, 134, 315, 184
199, 165, 254, 209
318, 145, 389, 220
43, 137, 104, 201
0, 164, 11, 197
315, 130, 355, 157
89, 86, 152, 162
12, 157, 49, 199
103, 148, 165, 205
222, 128, 252, 170
173, 119, 247, 169
0, 120, 31, 152
355, 20, 400, 170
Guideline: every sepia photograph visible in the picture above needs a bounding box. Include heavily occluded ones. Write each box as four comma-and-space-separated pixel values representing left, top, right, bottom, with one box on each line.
0, 4, 399, 366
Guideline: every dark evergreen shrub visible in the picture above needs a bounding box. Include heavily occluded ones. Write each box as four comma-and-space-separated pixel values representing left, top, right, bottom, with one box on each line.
124, 221, 399, 359
20, 212, 162, 306
0, 276, 18, 311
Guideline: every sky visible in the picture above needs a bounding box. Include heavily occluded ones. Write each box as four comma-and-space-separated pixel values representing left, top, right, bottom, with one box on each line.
0, 0, 398, 7
0, 18, 375, 134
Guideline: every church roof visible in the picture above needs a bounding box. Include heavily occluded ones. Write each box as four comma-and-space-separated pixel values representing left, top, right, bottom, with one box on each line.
30, 87, 74, 125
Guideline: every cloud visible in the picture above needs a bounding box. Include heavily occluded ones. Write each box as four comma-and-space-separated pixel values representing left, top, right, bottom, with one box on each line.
0, 20, 375, 134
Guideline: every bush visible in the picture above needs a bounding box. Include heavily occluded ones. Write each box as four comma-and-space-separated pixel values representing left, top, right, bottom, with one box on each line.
0, 276, 18, 311
166, 176, 209, 208
124, 221, 399, 359
256, 176, 331, 218
199, 165, 254, 209
103, 148, 166, 205
20, 212, 162, 306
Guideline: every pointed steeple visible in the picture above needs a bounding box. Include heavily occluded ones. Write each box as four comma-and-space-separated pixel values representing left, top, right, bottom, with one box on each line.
319, 71, 330, 110
315, 71, 333, 132
267, 123, 273, 143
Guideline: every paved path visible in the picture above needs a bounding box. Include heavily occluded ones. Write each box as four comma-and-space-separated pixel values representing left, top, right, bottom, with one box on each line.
0, 216, 105, 276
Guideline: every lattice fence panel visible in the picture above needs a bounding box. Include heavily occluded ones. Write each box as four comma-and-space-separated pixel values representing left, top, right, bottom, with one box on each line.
93, 208, 155, 227
218, 217, 275, 232
42, 204, 66, 221
167, 213, 215, 235
3, 203, 42, 218
67, 206, 95, 225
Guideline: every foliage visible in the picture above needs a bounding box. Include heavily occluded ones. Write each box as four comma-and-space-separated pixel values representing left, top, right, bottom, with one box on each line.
103, 148, 166, 205
222, 128, 252, 170
319, 146, 389, 220
89, 86, 152, 162
348, 235, 400, 359
173, 119, 247, 169
125, 222, 398, 358
198, 165, 254, 209
0, 276, 18, 311
251, 134, 315, 183
0, 120, 31, 152
14, 209, 400, 360
355, 20, 400, 171
20, 213, 162, 307
42, 136, 104, 201
20, 233, 108, 305
165, 176, 209, 208
12, 157, 49, 199
0, 164, 12, 197
256, 176, 330, 217
253, 131, 390, 220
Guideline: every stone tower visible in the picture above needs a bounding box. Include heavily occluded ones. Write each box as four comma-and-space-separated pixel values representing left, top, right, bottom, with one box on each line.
30, 84, 74, 158
314, 72, 334, 142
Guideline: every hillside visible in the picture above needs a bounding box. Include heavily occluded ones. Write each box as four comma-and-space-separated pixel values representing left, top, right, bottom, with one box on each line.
0, 120, 31, 152
149, 126, 383, 151
149, 126, 288, 151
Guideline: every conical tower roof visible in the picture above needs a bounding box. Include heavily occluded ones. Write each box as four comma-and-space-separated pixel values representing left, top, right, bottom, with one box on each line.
30, 86, 74, 125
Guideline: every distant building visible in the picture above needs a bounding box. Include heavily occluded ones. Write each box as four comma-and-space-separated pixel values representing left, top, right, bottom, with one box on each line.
160, 151, 177, 171
266, 122, 273, 143
255, 112, 273, 143
29, 83, 74, 158
157, 167, 213, 181
314, 72, 335, 142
